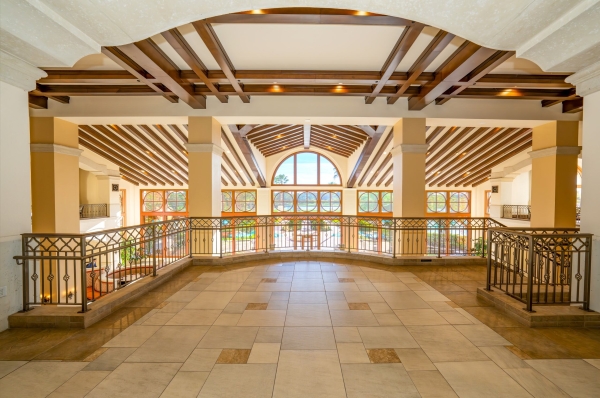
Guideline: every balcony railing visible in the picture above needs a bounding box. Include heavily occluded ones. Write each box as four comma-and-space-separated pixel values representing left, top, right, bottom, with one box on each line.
501, 205, 581, 225
14, 216, 503, 312
486, 228, 592, 311
80, 203, 108, 219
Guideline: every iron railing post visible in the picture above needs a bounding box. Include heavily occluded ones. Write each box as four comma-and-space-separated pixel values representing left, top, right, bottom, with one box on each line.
525, 234, 535, 312
80, 237, 88, 313
219, 218, 223, 258
347, 216, 351, 253
437, 220, 442, 258
583, 235, 592, 311
151, 225, 157, 277
486, 228, 493, 291
392, 221, 397, 258
188, 218, 193, 258
21, 237, 29, 311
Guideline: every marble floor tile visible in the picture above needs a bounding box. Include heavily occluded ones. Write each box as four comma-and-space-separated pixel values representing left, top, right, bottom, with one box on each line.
166, 309, 222, 326
126, 326, 209, 363
0, 362, 87, 398
394, 309, 449, 326
289, 291, 327, 303
526, 359, 600, 397
324, 282, 360, 291
0, 361, 27, 379
204, 282, 243, 291
86, 362, 181, 398
84, 347, 136, 371
372, 282, 411, 292
180, 349, 222, 371
337, 343, 370, 363
328, 300, 350, 310
213, 313, 242, 326
158, 302, 188, 313
273, 350, 346, 398
285, 304, 331, 326
504, 368, 570, 397
395, 348, 436, 371
230, 292, 272, 303
368, 302, 394, 314
408, 370, 459, 398
48, 370, 110, 398
455, 324, 512, 346
333, 327, 363, 343
291, 279, 325, 291
216, 348, 251, 364
342, 363, 420, 397
585, 358, 600, 369
330, 310, 379, 326
255, 327, 284, 343
293, 271, 322, 279
270, 291, 290, 301
281, 327, 336, 350
248, 343, 281, 363
439, 310, 474, 324
375, 313, 403, 326
344, 291, 385, 303
222, 302, 248, 314
359, 326, 419, 349
267, 300, 288, 310
255, 282, 292, 291
165, 290, 201, 302
185, 291, 236, 310
294, 263, 322, 272
366, 348, 402, 363
380, 291, 432, 310
237, 310, 286, 326
141, 311, 177, 326
199, 364, 277, 397
436, 361, 533, 398
407, 325, 488, 362
160, 371, 209, 398
246, 302, 268, 310
103, 325, 160, 348
197, 326, 259, 349
480, 346, 530, 369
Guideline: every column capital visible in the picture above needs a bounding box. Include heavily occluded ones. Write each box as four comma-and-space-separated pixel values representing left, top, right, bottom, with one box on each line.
185, 143, 224, 156
30, 143, 83, 157
0, 50, 47, 91
390, 144, 429, 156
529, 146, 581, 159
566, 60, 600, 97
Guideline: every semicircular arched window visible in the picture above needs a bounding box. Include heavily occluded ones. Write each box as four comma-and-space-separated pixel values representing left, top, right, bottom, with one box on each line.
272, 152, 341, 186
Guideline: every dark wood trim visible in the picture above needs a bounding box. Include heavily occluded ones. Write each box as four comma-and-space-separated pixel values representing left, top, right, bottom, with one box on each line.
168, 124, 188, 144
367, 156, 392, 186
357, 130, 394, 186
376, 164, 394, 187
562, 97, 583, 113
122, 125, 188, 175
347, 126, 386, 187
138, 125, 188, 168
222, 154, 247, 186
230, 126, 267, 187
221, 128, 256, 185
221, 166, 238, 187
28, 94, 48, 109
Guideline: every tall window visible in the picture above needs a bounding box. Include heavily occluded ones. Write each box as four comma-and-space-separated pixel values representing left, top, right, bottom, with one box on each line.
357, 191, 393, 215
426, 191, 470, 216
272, 152, 341, 186
222, 190, 257, 214
141, 190, 188, 223
272, 191, 342, 213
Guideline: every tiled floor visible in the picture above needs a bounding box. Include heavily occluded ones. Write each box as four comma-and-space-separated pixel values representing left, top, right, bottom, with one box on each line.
1, 259, 600, 397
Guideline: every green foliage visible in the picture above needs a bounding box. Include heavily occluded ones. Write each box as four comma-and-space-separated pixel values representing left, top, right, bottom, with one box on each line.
472, 237, 487, 256
274, 174, 289, 184
120, 239, 144, 265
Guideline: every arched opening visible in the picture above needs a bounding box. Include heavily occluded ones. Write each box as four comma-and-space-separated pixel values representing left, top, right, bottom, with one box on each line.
272, 151, 341, 186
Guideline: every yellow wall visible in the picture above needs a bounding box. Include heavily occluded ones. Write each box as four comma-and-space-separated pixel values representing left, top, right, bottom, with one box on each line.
79, 169, 101, 204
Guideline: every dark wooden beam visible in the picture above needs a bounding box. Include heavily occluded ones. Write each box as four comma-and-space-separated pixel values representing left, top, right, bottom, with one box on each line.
357, 130, 394, 186
408, 42, 498, 110
310, 141, 352, 157
137, 125, 189, 168
221, 128, 256, 185
366, 155, 391, 186
562, 97, 583, 113
115, 40, 206, 109
122, 125, 188, 175
426, 127, 474, 164
263, 140, 305, 157
230, 126, 267, 187
375, 164, 394, 187
221, 166, 237, 186
119, 172, 142, 186
221, 177, 229, 186
365, 24, 424, 104
258, 134, 305, 152
427, 126, 460, 155
347, 126, 386, 187
161, 28, 229, 103
28, 94, 47, 109
154, 124, 185, 152
426, 127, 493, 173
167, 124, 188, 144
222, 154, 247, 186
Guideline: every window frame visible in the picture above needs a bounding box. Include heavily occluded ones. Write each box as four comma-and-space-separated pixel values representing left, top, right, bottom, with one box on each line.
271, 190, 343, 214
221, 190, 257, 216
357, 191, 393, 216
425, 190, 471, 217
271, 151, 342, 186
140, 189, 189, 223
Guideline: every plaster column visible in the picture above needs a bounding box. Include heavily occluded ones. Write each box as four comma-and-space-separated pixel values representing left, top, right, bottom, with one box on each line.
530, 121, 580, 228
256, 188, 271, 216
29, 117, 81, 233
391, 118, 427, 255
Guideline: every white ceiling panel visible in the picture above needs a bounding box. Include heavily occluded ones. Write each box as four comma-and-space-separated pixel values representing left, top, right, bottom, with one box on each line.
68, 53, 122, 70
211, 24, 405, 71
424, 36, 466, 73
151, 33, 190, 70
396, 26, 440, 72
489, 55, 547, 75
177, 24, 221, 70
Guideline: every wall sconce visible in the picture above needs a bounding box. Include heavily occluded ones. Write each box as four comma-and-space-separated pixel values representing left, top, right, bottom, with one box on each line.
42, 295, 51, 303
67, 291, 74, 300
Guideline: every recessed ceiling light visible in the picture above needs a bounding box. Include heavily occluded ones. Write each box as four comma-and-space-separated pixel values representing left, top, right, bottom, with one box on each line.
273, 82, 277, 84
305, 119, 310, 123
338, 82, 343, 85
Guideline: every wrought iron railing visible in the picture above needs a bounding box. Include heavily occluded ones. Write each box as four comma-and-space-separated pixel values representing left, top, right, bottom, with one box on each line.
502, 205, 531, 220
80, 203, 108, 219
15, 216, 503, 313
486, 228, 592, 311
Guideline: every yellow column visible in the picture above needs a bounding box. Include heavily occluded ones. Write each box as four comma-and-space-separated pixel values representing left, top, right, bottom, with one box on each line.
391, 118, 427, 255
530, 121, 580, 228
30, 117, 81, 233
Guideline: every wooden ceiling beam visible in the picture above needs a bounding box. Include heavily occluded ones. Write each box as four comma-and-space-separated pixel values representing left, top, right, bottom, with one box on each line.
230, 126, 267, 187
427, 126, 460, 155
365, 24, 424, 104
311, 125, 367, 143
443, 87, 575, 100
119, 172, 141, 186
425, 126, 446, 144
28, 94, 47, 109
221, 177, 229, 186
310, 141, 352, 157
34, 84, 176, 97
220, 166, 237, 187
384, 175, 393, 187
161, 28, 229, 103
366, 155, 392, 186
247, 125, 289, 140
309, 132, 358, 152
251, 126, 303, 146
435, 50, 515, 105
262, 139, 305, 157
471, 175, 492, 187
563, 97, 583, 113
222, 153, 247, 186
138, 125, 189, 167
258, 134, 305, 152
426, 127, 474, 164
168, 124, 188, 144
195, 84, 418, 96
357, 130, 394, 186
101, 47, 178, 103
114, 40, 206, 109
347, 126, 386, 187
375, 164, 394, 187
154, 124, 185, 152
193, 21, 250, 103
475, 74, 572, 88
122, 125, 188, 175
388, 31, 455, 105
221, 129, 256, 185
426, 127, 491, 173
408, 42, 498, 110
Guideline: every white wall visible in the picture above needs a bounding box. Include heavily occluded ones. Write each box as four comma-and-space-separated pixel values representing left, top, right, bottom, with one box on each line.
0, 82, 32, 331
511, 170, 531, 205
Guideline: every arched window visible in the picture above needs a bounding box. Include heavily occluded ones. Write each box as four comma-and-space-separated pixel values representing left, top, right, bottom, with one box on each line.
272, 152, 341, 186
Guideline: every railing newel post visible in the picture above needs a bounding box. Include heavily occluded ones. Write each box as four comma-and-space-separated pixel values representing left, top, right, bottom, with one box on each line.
486, 228, 493, 291
151, 224, 157, 277
188, 218, 193, 258
525, 234, 535, 312
219, 218, 223, 258
583, 234, 592, 311
392, 219, 397, 258
21, 237, 30, 312
80, 236, 88, 313
437, 219, 442, 259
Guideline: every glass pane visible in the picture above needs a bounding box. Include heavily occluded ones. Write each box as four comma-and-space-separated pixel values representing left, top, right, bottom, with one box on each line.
222, 191, 232, 212
320, 191, 341, 212
273, 191, 294, 212
297, 191, 318, 212
273, 156, 294, 185
358, 192, 379, 213
319, 155, 340, 185
166, 191, 186, 212
449, 192, 470, 213
427, 192, 447, 213
235, 191, 256, 212
296, 152, 318, 185
143, 191, 163, 212
381, 192, 393, 213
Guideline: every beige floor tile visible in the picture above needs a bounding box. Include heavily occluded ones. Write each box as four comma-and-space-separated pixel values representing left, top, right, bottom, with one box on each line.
454, 308, 483, 324
141, 312, 177, 326
394, 309, 449, 326
373, 282, 411, 292
205, 282, 243, 291
199, 364, 276, 398
126, 326, 209, 363
197, 326, 259, 349
213, 313, 242, 326
333, 327, 363, 343
415, 324, 488, 359
439, 310, 473, 324
358, 326, 419, 349
381, 291, 432, 309
480, 346, 530, 369
86, 362, 181, 398
267, 300, 288, 310
230, 292, 272, 303
291, 279, 325, 291
180, 349, 222, 371
285, 304, 331, 326
181, 282, 210, 292
273, 350, 346, 398
255, 282, 292, 291
103, 325, 160, 348
0, 362, 86, 398
158, 302, 188, 313
84, 348, 136, 371
328, 300, 350, 310
526, 359, 600, 397
344, 291, 385, 303
415, 290, 450, 302
330, 310, 379, 326
436, 361, 532, 397
166, 309, 222, 326
454, 324, 511, 346
237, 310, 286, 326
281, 327, 336, 350
368, 302, 394, 314
342, 363, 420, 397
337, 343, 370, 363
324, 282, 360, 291
326, 291, 346, 300
270, 291, 290, 300
375, 313, 403, 325
48, 370, 110, 398
0, 361, 26, 379
289, 291, 327, 303
294, 264, 322, 272
293, 271, 322, 279
395, 348, 436, 371
166, 290, 202, 302
428, 301, 458, 312
348, 302, 370, 310
504, 368, 570, 397
357, 283, 379, 292
248, 343, 280, 363
160, 372, 209, 398
408, 370, 459, 397
255, 327, 284, 343
585, 358, 600, 369
222, 302, 247, 314
246, 302, 269, 310
185, 291, 236, 310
